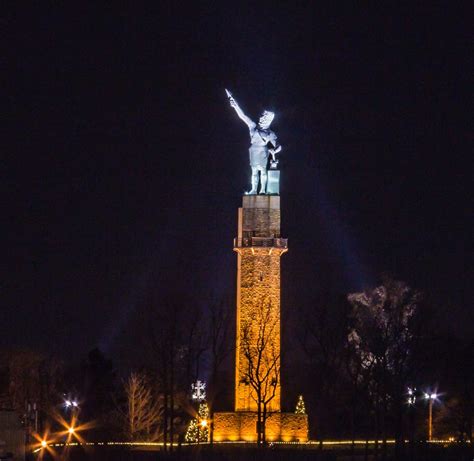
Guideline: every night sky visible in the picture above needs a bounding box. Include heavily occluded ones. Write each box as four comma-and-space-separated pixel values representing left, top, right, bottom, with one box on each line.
4, 4, 472, 361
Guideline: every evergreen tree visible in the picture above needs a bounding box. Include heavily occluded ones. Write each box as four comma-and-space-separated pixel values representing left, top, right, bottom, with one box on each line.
184, 418, 199, 442
295, 395, 306, 414
184, 402, 210, 442
197, 402, 209, 441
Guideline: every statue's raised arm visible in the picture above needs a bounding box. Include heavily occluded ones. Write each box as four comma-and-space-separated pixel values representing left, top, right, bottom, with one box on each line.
226, 89, 256, 130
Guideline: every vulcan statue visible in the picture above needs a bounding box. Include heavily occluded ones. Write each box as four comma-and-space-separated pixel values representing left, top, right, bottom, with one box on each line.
226, 89, 281, 195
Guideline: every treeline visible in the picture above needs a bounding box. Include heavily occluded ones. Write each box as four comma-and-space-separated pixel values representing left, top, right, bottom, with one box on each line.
0, 276, 472, 449
291, 276, 473, 448
0, 295, 233, 449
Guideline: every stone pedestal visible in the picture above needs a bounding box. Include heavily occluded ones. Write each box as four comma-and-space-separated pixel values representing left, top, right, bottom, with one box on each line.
213, 411, 308, 442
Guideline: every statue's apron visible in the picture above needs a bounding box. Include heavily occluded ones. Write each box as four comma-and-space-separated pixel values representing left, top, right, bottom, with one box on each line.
249, 129, 269, 168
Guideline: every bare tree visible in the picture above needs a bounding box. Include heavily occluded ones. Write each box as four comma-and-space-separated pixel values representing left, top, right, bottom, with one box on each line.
123, 371, 162, 441
435, 338, 474, 442
207, 297, 232, 442
347, 276, 422, 458
148, 298, 191, 451
149, 303, 179, 450
2, 350, 63, 414
298, 295, 350, 439
208, 298, 232, 389
0, 349, 63, 437
240, 301, 280, 444
184, 304, 208, 386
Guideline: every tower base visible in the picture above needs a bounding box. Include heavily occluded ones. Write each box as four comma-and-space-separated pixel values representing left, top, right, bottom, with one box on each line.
213, 411, 308, 442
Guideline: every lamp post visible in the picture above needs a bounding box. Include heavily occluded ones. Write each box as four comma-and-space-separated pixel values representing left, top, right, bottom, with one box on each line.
191, 380, 207, 444
200, 418, 208, 443
424, 393, 437, 441
406, 387, 417, 460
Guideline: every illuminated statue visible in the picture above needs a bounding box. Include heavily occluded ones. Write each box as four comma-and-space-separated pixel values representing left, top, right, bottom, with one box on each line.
226, 89, 281, 194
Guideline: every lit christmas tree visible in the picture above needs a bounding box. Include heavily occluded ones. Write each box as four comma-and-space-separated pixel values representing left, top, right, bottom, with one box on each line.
185, 402, 210, 442
197, 402, 209, 441
184, 418, 199, 442
295, 395, 306, 414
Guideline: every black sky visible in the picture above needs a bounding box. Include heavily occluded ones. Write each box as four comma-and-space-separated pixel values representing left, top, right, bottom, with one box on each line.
3, 4, 472, 360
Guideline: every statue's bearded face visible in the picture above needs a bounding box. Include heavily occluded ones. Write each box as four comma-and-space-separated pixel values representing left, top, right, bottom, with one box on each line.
259, 111, 275, 129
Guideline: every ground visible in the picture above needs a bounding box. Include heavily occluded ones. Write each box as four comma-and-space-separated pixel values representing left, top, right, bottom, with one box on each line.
34, 443, 474, 461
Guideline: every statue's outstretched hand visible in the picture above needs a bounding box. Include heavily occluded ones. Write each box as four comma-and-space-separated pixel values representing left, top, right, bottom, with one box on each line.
228, 94, 255, 129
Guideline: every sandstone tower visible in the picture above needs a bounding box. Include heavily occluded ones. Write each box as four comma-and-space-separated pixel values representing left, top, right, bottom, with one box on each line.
213, 193, 308, 442
234, 194, 286, 412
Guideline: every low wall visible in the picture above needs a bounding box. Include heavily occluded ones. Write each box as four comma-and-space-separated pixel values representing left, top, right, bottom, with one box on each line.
213, 411, 308, 442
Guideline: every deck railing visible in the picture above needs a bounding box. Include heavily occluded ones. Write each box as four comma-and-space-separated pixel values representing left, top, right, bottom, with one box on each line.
234, 237, 288, 249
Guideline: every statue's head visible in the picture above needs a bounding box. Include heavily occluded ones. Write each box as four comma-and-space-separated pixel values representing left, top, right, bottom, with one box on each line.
259, 110, 275, 129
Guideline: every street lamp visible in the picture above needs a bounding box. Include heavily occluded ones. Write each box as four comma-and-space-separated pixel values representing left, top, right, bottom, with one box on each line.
424, 392, 438, 441
407, 387, 416, 406
64, 397, 79, 410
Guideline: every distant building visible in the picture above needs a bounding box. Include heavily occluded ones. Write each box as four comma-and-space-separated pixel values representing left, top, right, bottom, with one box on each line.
0, 411, 25, 460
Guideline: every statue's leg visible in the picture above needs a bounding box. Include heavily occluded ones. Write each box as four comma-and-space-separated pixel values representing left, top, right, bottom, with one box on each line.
248, 167, 259, 195
259, 167, 268, 194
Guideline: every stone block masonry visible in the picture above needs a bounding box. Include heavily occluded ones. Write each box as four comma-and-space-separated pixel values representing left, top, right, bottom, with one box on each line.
213, 194, 309, 442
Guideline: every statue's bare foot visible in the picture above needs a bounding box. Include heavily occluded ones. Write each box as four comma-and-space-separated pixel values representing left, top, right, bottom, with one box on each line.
246, 189, 258, 195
